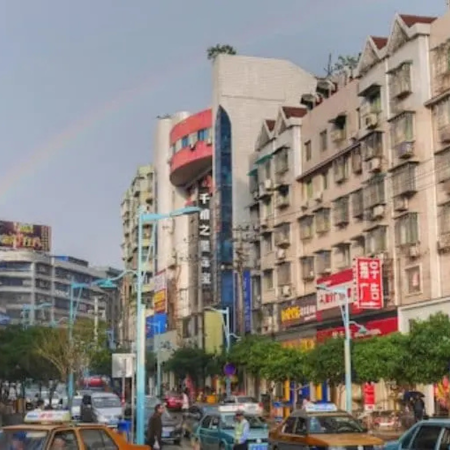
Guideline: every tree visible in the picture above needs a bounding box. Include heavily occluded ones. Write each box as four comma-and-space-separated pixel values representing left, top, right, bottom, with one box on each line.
332, 54, 361, 73
90, 348, 113, 376
207, 44, 237, 61
262, 347, 308, 384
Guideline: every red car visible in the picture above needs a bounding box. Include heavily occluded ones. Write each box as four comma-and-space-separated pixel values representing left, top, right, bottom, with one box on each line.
164, 392, 183, 411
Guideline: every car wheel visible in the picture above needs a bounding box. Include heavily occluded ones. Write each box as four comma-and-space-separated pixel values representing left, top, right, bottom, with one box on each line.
219, 443, 226, 450
174, 439, 181, 445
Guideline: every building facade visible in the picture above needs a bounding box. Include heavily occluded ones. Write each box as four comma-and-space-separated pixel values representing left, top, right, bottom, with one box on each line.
0, 250, 121, 339
120, 164, 155, 345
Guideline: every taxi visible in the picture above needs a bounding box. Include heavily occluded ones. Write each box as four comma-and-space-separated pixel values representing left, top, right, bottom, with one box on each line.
0, 410, 149, 450
269, 403, 384, 450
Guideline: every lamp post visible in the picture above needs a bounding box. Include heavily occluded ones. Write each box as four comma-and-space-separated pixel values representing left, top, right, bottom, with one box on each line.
147, 321, 162, 397
316, 284, 368, 414
21, 302, 53, 327
135, 206, 200, 445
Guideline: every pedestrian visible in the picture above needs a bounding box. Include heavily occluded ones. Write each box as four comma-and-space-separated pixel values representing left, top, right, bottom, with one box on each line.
147, 403, 164, 449
413, 395, 425, 422
80, 395, 95, 423
233, 411, 250, 450
34, 399, 45, 411
182, 389, 189, 415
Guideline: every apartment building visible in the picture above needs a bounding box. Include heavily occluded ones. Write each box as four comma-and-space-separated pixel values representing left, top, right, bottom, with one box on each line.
248, 13, 447, 343
120, 164, 155, 344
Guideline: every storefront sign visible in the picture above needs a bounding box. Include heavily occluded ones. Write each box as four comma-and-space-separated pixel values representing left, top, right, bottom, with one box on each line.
316, 316, 397, 342
153, 271, 167, 314
354, 257, 383, 309
316, 269, 355, 312
364, 383, 375, 411
282, 338, 316, 351
198, 187, 212, 291
279, 296, 317, 328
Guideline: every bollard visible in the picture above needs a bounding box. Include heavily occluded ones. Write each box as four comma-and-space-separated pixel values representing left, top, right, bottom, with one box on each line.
117, 419, 132, 442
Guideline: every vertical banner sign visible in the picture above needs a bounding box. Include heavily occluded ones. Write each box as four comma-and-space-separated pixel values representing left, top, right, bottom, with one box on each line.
353, 257, 383, 309
153, 271, 167, 314
243, 270, 252, 333
198, 186, 212, 300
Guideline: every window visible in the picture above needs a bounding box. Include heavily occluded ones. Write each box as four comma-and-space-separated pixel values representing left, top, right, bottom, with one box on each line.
275, 148, 289, 173
283, 416, 297, 434
352, 147, 363, 173
277, 262, 291, 286
439, 426, 450, 450
352, 190, 364, 218
362, 132, 383, 160
395, 213, 419, 246
334, 244, 351, 269
437, 149, 450, 183
80, 429, 118, 450
320, 130, 328, 151
435, 98, 450, 131
440, 203, 450, 235
389, 62, 412, 100
406, 266, 421, 295
264, 161, 271, 179
364, 176, 385, 208
263, 270, 273, 290
299, 216, 314, 240
263, 198, 273, 218
197, 128, 207, 141
333, 196, 349, 226
301, 257, 315, 280
392, 163, 417, 197
305, 140, 312, 161
294, 417, 307, 435
366, 226, 387, 254
201, 416, 213, 428
181, 136, 189, 148
322, 170, 329, 190
275, 223, 290, 246
391, 113, 414, 148
316, 251, 331, 274
333, 156, 348, 183
315, 208, 330, 234
51, 431, 78, 450
263, 233, 273, 253
305, 179, 314, 199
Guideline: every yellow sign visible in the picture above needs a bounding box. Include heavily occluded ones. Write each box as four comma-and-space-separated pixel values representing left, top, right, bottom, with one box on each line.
282, 338, 316, 351
153, 290, 166, 313
280, 306, 301, 323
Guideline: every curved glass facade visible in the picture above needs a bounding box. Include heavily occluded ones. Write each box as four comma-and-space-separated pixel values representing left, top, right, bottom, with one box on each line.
214, 106, 234, 329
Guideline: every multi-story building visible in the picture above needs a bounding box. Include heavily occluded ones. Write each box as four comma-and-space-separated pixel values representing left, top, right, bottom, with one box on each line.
0, 251, 121, 337
247, 11, 450, 408
120, 164, 155, 345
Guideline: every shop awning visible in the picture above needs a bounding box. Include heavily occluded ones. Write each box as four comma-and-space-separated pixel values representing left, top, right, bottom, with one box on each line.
247, 167, 258, 176
255, 153, 273, 165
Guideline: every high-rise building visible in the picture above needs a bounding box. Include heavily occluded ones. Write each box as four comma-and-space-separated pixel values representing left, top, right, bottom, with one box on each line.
120, 164, 155, 345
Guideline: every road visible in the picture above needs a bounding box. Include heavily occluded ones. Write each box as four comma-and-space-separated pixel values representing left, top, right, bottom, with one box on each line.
165, 438, 191, 450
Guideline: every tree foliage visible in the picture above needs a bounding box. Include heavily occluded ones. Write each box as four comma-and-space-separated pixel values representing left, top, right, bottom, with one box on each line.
207, 44, 237, 61
332, 54, 361, 73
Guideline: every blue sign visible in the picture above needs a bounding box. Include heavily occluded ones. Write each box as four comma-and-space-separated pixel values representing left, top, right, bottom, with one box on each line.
145, 313, 167, 339
243, 270, 252, 333
0, 313, 11, 325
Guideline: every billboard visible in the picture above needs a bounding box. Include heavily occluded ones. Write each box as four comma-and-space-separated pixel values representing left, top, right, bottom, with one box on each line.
204, 310, 223, 354
0, 221, 51, 252
198, 184, 212, 304
316, 269, 355, 312
279, 295, 316, 329
153, 271, 167, 314
353, 257, 383, 309
145, 313, 167, 339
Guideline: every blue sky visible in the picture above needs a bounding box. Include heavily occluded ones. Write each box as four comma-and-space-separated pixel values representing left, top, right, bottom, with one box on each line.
0, 0, 445, 267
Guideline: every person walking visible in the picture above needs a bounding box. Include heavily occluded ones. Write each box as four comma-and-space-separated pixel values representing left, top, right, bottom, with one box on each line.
413, 395, 425, 423
234, 411, 250, 450
182, 389, 189, 415
80, 395, 95, 423
147, 403, 164, 449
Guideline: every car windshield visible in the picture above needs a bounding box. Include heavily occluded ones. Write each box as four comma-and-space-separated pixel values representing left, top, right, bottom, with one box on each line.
92, 396, 121, 408
0, 430, 48, 450
72, 397, 82, 407
237, 397, 257, 403
309, 414, 365, 434
145, 397, 161, 409
221, 414, 266, 429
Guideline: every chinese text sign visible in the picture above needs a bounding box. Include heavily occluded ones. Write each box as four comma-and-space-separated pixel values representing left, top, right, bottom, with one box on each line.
354, 257, 383, 309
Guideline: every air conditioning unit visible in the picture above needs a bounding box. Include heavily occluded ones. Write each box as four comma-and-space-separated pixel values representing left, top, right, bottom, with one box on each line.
437, 234, 450, 252
397, 141, 414, 159
277, 195, 289, 208
314, 191, 323, 202
368, 157, 381, 173
364, 113, 378, 128
282, 285, 292, 297
265, 179, 273, 190
394, 196, 408, 212
409, 245, 420, 258
276, 249, 286, 260
303, 271, 315, 281
372, 205, 385, 218
440, 125, 450, 143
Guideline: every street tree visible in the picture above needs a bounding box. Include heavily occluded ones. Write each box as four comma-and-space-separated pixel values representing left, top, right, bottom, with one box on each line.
332, 54, 361, 73
262, 346, 308, 385
207, 44, 237, 61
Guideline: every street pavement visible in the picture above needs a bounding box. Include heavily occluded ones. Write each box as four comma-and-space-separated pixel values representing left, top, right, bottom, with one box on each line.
165, 438, 192, 450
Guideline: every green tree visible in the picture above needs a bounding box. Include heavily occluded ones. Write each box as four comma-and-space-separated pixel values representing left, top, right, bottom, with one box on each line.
90, 348, 113, 376
207, 44, 237, 61
332, 54, 361, 73
262, 347, 308, 384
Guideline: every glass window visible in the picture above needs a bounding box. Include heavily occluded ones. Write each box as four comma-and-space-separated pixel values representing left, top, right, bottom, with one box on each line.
283, 417, 297, 434
80, 429, 118, 450
0, 430, 48, 449
305, 141, 312, 161
51, 431, 78, 450
220, 414, 266, 429
410, 425, 442, 450
92, 396, 121, 408
309, 414, 364, 434
201, 416, 212, 428
294, 417, 307, 435
181, 136, 189, 148
320, 130, 328, 151
198, 129, 207, 141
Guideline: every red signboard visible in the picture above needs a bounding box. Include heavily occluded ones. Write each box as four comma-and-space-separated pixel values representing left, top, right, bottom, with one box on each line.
0, 220, 51, 252
316, 269, 355, 312
316, 316, 398, 342
353, 257, 383, 309
364, 383, 375, 410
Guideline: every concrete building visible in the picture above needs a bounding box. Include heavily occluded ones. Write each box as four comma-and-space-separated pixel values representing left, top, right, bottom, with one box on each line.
120, 164, 155, 345
0, 251, 121, 337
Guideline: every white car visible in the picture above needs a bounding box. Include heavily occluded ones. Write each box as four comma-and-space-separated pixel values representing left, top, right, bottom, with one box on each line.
221, 396, 263, 416
91, 392, 123, 427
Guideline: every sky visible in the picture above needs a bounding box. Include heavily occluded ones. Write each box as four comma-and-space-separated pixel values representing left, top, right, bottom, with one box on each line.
0, 0, 446, 268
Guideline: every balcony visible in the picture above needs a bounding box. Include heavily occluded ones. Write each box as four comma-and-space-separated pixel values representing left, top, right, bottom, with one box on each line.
170, 140, 213, 187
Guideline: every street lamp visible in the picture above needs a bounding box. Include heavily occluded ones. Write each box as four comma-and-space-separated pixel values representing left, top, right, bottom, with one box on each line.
21, 302, 53, 327
147, 321, 162, 397
135, 206, 200, 445
316, 284, 368, 414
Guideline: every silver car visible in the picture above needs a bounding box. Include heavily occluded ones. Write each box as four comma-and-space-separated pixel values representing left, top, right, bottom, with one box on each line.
91, 393, 122, 427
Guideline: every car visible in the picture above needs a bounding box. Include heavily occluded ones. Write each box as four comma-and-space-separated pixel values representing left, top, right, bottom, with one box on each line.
384, 417, 450, 450
183, 403, 219, 437
164, 392, 183, 411
269, 403, 384, 450
221, 396, 264, 416
0, 410, 149, 449
194, 408, 268, 450
90, 392, 123, 427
